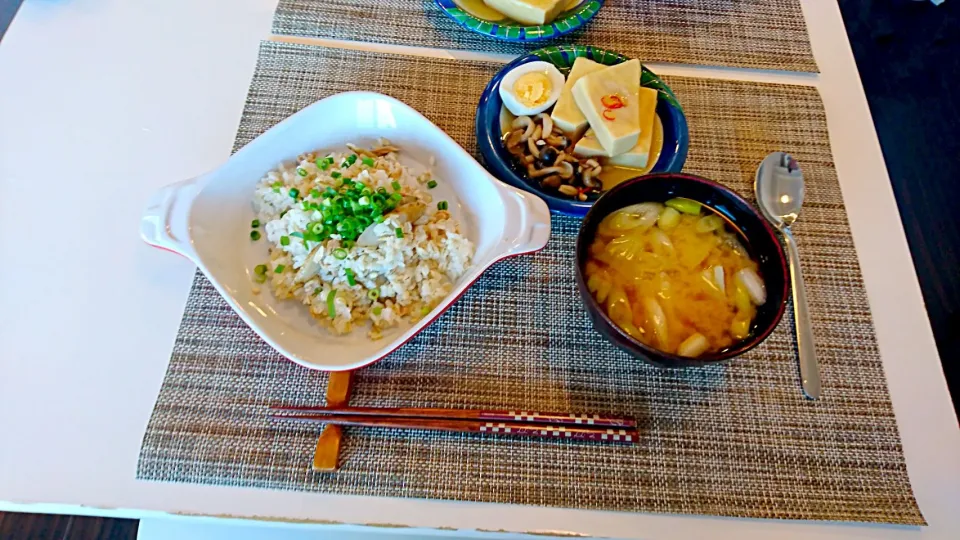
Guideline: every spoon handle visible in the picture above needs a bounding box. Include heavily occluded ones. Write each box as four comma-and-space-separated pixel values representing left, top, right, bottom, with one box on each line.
783, 228, 821, 400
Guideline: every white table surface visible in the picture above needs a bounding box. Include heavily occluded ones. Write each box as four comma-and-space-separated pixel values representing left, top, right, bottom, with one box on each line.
1, 0, 958, 539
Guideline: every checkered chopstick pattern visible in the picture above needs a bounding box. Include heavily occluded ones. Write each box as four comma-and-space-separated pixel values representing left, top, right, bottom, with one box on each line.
479, 411, 635, 427
478, 423, 636, 443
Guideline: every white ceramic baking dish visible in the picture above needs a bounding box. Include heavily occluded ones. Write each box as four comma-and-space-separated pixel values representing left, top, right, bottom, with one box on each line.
141, 92, 550, 371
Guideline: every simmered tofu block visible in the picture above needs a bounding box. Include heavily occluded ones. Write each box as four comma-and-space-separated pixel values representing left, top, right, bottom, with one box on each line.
483, 0, 567, 26
551, 57, 607, 137
572, 59, 642, 156
573, 87, 660, 169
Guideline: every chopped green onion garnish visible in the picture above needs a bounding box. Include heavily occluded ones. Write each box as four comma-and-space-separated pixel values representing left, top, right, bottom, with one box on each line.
342, 239, 355, 249
344, 268, 356, 286
310, 222, 324, 235
326, 289, 337, 318
395, 227, 403, 238
331, 171, 342, 179
665, 197, 702, 215
361, 156, 375, 167
310, 189, 321, 199
290, 232, 304, 239
272, 187, 280, 193
313, 288, 322, 296
296, 167, 308, 177
280, 235, 290, 246
333, 248, 347, 260
251, 219, 260, 228
367, 289, 380, 300
289, 188, 300, 199
250, 230, 261, 241
372, 305, 383, 316
254, 264, 267, 275
427, 180, 438, 189
389, 192, 402, 203
374, 215, 385, 223
254, 274, 267, 284
420, 306, 430, 316
274, 264, 285, 273
391, 181, 402, 192
437, 201, 448, 211
348, 155, 358, 165
272, 181, 283, 188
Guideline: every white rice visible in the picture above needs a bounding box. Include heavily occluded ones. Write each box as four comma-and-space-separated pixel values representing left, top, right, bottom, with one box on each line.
252, 143, 474, 338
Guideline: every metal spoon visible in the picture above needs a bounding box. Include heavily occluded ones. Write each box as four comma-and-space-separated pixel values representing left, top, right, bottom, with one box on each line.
755, 152, 821, 400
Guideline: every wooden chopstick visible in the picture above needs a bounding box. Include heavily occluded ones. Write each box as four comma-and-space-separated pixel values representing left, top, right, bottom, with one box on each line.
272, 413, 638, 444
272, 405, 636, 429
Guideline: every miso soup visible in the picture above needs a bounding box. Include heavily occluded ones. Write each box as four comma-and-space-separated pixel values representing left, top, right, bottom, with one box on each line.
584, 199, 767, 357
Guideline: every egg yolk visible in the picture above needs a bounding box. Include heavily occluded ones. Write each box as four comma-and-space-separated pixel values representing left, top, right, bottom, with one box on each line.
512, 72, 552, 108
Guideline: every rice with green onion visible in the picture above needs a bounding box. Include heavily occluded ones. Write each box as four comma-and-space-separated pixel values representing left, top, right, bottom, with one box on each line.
251, 143, 474, 338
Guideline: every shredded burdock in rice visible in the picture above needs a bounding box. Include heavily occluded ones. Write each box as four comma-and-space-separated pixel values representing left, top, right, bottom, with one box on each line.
250, 141, 475, 339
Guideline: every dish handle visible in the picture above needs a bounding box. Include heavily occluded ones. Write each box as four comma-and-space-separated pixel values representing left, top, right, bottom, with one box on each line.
140, 178, 200, 260
500, 185, 551, 256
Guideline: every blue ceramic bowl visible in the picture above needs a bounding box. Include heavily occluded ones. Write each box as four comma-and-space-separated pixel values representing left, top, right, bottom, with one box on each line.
575, 174, 789, 368
476, 45, 689, 217
434, 0, 604, 42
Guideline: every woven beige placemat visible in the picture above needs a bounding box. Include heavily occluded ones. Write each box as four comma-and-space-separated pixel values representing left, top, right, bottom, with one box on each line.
137, 42, 922, 525
272, 0, 818, 72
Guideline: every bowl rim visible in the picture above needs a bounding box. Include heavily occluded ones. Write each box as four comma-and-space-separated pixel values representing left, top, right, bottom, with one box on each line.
575, 172, 790, 366
140, 91, 552, 371
476, 45, 689, 217
433, 0, 605, 42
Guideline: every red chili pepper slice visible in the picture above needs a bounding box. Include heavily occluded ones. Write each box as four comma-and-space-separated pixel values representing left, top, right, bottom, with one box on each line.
602, 109, 616, 121
601, 94, 624, 109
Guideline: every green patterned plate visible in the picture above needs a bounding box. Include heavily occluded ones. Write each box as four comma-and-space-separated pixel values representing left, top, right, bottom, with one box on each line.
434, 0, 604, 42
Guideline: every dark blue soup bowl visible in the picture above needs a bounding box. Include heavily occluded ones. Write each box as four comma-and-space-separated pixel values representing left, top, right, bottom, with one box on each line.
477, 45, 689, 217
575, 173, 790, 368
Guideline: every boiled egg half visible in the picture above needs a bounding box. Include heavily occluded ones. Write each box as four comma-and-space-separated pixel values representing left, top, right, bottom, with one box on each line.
498, 61, 565, 117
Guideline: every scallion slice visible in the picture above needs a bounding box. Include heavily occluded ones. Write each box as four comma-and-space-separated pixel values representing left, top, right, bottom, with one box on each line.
326, 289, 337, 318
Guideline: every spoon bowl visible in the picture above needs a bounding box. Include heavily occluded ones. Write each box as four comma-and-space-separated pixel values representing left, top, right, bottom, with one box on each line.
756, 152, 805, 228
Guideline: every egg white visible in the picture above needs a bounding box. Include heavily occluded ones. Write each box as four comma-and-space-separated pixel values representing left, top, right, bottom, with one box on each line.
498, 61, 565, 117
